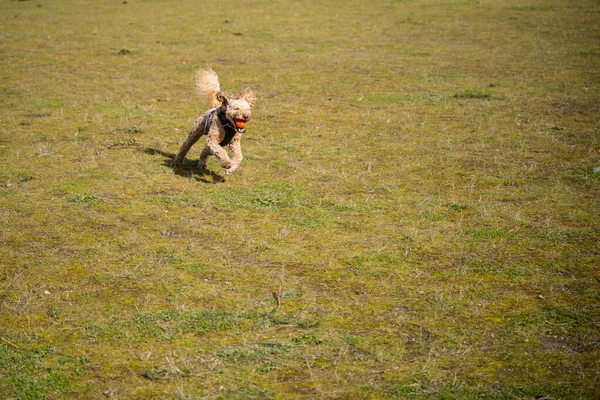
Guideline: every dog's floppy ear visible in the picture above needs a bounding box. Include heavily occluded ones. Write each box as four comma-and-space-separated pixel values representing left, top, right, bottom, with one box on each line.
243, 89, 257, 107
216, 91, 229, 107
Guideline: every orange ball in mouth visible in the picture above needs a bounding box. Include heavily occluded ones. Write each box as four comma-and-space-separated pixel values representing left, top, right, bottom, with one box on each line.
235, 120, 248, 129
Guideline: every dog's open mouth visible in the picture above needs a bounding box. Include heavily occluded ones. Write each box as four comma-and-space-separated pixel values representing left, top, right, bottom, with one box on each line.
234, 119, 248, 133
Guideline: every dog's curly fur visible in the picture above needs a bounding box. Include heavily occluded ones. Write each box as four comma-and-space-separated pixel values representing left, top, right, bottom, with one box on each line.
174, 68, 257, 174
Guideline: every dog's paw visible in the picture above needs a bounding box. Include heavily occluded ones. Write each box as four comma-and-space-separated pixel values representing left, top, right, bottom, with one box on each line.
225, 164, 240, 175
171, 157, 183, 166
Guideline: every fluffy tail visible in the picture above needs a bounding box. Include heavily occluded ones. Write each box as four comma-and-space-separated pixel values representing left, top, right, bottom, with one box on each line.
196, 68, 221, 108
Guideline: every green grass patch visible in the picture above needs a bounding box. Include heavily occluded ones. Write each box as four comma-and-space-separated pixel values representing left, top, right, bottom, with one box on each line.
0, 344, 87, 399
468, 227, 516, 240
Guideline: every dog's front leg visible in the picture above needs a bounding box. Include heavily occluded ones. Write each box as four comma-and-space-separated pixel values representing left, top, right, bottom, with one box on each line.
226, 139, 243, 174
206, 141, 233, 170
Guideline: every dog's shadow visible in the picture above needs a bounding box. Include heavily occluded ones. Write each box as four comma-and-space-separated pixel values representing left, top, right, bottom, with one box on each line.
144, 148, 225, 183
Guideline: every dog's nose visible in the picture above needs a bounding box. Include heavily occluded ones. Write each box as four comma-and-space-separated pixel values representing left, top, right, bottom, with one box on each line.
242, 114, 249, 121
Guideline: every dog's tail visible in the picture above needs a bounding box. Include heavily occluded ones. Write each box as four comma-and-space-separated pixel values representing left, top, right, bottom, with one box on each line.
196, 68, 222, 108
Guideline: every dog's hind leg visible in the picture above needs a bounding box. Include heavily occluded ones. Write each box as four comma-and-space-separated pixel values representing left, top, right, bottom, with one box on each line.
174, 118, 204, 164
198, 146, 211, 169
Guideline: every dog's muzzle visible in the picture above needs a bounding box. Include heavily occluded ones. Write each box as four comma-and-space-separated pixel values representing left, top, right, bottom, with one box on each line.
234, 119, 248, 133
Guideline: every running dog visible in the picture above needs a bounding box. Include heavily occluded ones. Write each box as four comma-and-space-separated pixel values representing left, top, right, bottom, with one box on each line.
174, 68, 256, 174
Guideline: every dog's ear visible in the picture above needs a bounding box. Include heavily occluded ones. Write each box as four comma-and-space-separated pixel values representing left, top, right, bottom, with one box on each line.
243, 89, 257, 107
216, 91, 229, 107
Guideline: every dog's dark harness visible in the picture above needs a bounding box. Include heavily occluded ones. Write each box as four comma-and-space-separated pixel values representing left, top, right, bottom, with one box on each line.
203, 107, 237, 147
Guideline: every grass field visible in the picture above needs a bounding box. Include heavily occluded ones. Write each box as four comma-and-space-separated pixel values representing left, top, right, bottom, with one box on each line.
1, 0, 599, 398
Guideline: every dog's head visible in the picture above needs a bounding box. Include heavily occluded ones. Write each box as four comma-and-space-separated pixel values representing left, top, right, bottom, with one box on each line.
217, 89, 257, 134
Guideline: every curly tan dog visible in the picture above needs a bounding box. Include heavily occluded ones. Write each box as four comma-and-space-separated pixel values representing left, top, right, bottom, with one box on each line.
174, 68, 257, 174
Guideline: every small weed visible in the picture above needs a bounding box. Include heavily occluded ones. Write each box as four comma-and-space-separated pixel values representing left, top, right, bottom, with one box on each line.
293, 333, 323, 345
153, 247, 182, 265
141, 366, 172, 380
142, 357, 190, 381
498, 352, 518, 361
113, 126, 144, 134
344, 334, 365, 347
17, 175, 33, 184
283, 289, 302, 299
424, 214, 446, 221
218, 347, 254, 363
452, 90, 492, 100
251, 195, 282, 207
88, 273, 114, 284
68, 193, 98, 203
177, 263, 208, 273
111, 138, 138, 147
446, 202, 468, 210
48, 305, 61, 321
75, 135, 90, 142
505, 264, 531, 278
502, 178, 518, 186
